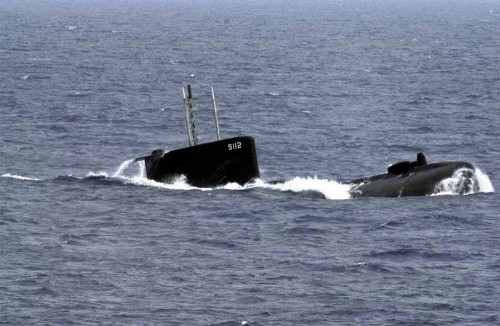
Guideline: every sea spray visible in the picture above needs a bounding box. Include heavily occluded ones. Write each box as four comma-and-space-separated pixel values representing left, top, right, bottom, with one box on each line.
112, 159, 134, 178
432, 168, 494, 196
108, 160, 208, 191
475, 168, 494, 193
255, 177, 352, 200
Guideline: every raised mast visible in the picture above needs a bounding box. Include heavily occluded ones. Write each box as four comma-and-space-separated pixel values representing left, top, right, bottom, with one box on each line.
182, 86, 194, 146
211, 86, 221, 141
182, 85, 222, 145
182, 84, 198, 146
187, 85, 198, 146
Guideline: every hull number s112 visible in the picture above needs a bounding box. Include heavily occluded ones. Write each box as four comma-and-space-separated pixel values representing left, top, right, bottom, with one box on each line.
228, 142, 242, 151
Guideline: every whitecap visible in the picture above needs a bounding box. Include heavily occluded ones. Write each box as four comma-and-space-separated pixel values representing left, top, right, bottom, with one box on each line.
1, 173, 40, 181
85, 172, 108, 179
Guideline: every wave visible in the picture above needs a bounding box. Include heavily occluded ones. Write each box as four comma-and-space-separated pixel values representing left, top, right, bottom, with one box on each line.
1, 173, 40, 181
368, 248, 459, 261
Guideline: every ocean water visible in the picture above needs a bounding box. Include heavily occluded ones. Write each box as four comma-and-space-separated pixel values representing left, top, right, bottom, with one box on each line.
1, 0, 499, 325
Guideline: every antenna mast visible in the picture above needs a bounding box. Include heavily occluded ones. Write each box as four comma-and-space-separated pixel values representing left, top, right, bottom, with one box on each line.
211, 86, 221, 141
182, 84, 198, 146
182, 86, 194, 146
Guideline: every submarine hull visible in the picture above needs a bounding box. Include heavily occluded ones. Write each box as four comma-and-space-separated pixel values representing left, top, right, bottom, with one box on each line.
348, 161, 477, 197
142, 136, 259, 187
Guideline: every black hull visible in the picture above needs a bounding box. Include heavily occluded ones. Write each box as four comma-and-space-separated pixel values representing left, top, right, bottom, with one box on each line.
141, 136, 260, 187
348, 161, 477, 197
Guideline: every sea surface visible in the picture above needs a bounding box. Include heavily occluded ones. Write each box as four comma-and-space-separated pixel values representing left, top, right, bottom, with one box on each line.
1, 0, 499, 325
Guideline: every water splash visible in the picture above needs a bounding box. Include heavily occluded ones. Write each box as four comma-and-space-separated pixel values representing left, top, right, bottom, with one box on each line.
103, 159, 206, 191
432, 168, 494, 196
120, 174, 206, 191
112, 159, 134, 178
102, 161, 352, 199
258, 177, 352, 200
221, 177, 352, 200
475, 168, 494, 193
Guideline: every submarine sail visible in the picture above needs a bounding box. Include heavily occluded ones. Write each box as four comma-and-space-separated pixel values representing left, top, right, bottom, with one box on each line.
135, 85, 260, 187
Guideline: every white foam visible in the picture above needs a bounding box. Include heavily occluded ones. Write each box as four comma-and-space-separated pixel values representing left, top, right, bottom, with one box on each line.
119, 174, 208, 191
85, 172, 108, 178
256, 176, 352, 200
1, 173, 40, 181
94, 160, 495, 200
102, 161, 351, 199
475, 168, 494, 193
432, 168, 494, 196
112, 159, 134, 178
105, 161, 351, 199
219, 182, 246, 190
105, 159, 210, 191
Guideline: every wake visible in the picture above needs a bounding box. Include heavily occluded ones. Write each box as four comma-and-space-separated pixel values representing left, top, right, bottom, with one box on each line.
1, 160, 494, 200
86, 159, 203, 191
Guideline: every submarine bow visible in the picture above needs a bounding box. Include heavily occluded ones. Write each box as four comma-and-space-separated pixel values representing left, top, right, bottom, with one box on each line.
348, 153, 479, 197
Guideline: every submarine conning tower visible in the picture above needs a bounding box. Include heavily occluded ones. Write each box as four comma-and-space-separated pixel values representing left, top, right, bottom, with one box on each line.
136, 85, 260, 187
387, 152, 428, 175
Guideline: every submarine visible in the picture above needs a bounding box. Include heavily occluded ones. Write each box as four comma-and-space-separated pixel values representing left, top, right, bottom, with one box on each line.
133, 85, 480, 197
347, 152, 479, 197
135, 85, 259, 187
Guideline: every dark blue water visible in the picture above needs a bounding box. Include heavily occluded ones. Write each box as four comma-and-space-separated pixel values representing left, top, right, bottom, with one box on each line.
1, 0, 499, 325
